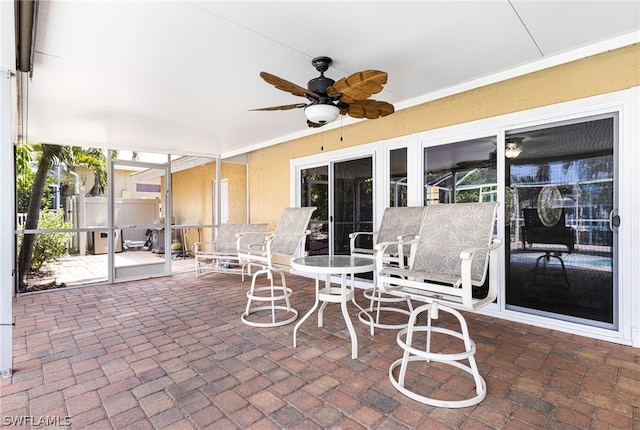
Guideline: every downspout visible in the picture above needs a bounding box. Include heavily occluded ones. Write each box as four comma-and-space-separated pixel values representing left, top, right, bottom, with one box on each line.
15, 0, 38, 76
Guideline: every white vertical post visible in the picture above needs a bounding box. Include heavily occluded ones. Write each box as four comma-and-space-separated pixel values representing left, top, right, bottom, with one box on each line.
0, 68, 15, 378
215, 157, 221, 227
165, 155, 171, 273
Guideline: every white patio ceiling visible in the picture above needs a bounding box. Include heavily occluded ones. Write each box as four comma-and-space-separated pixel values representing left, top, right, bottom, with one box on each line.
21, 1, 640, 159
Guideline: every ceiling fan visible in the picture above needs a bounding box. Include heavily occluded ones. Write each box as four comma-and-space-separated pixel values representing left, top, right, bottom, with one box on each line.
455, 136, 526, 169
455, 150, 497, 170
251, 56, 394, 128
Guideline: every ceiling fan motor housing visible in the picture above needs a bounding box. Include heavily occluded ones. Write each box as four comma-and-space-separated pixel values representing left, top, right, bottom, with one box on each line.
307, 76, 335, 96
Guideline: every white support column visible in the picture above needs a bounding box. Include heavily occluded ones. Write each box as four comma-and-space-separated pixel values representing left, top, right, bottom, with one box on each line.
0, 68, 15, 378
215, 157, 221, 227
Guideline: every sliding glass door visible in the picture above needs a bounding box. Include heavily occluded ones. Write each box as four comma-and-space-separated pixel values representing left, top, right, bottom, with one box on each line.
299, 155, 374, 256
292, 91, 634, 345
333, 157, 374, 255
423, 136, 498, 299
301, 166, 329, 255
420, 117, 618, 328
505, 115, 618, 328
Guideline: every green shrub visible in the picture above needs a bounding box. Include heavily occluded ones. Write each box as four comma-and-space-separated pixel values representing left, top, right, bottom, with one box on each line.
18, 209, 73, 272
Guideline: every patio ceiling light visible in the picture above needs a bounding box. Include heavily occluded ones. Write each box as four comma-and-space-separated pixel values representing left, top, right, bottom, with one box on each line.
305, 103, 340, 125
505, 141, 524, 159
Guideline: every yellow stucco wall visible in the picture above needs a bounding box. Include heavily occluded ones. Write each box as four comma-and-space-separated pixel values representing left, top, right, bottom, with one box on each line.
172, 163, 213, 226
171, 160, 248, 245
223, 162, 249, 224
248, 44, 640, 228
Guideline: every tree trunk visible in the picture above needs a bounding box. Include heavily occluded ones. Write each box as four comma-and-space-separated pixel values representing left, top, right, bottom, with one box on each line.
17, 157, 50, 289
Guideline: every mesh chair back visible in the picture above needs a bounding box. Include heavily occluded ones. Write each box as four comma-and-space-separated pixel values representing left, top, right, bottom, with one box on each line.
213, 224, 244, 254
411, 202, 498, 286
376, 206, 427, 255
237, 224, 268, 253
269, 207, 317, 257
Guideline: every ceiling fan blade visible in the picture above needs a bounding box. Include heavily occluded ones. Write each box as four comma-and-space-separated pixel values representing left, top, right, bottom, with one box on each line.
250, 103, 307, 111
327, 70, 388, 102
260, 71, 320, 99
343, 99, 394, 119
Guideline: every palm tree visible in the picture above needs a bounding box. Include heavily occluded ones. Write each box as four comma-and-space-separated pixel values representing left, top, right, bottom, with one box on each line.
17, 145, 140, 289
17, 144, 72, 288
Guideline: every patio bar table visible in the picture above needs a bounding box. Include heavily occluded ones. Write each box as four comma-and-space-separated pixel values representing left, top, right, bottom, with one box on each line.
292, 255, 375, 359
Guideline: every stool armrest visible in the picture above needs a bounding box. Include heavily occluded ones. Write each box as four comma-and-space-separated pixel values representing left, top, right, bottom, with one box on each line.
459, 239, 502, 308
459, 239, 503, 260
349, 231, 376, 254
375, 237, 418, 271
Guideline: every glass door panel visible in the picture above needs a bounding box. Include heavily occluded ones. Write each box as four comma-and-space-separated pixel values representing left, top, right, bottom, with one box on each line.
301, 166, 329, 255
333, 157, 373, 255
299, 156, 373, 257
424, 138, 497, 205
390, 148, 408, 207
505, 116, 617, 327
423, 137, 497, 298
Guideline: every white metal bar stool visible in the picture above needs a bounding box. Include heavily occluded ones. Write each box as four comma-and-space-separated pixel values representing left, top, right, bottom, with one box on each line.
375, 202, 502, 408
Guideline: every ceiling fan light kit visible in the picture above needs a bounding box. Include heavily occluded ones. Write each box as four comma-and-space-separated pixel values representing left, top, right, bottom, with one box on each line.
253, 56, 394, 128
505, 142, 524, 159
305, 103, 340, 124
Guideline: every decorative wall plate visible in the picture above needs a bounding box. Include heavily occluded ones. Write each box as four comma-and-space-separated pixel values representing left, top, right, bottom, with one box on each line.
537, 185, 562, 227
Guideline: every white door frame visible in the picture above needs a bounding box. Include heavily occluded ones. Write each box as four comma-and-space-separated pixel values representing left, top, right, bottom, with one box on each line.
416, 89, 638, 346
109, 156, 171, 281
0, 68, 14, 377
291, 88, 639, 347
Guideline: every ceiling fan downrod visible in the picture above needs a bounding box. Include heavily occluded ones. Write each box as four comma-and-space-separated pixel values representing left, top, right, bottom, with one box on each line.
308, 56, 335, 96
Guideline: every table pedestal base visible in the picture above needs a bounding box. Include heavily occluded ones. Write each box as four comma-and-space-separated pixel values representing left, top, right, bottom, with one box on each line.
293, 273, 372, 359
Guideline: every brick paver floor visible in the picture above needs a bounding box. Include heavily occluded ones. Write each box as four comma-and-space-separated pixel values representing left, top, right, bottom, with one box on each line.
1, 271, 639, 429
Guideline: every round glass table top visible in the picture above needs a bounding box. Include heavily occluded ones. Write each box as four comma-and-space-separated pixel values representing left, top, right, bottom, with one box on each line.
292, 255, 375, 274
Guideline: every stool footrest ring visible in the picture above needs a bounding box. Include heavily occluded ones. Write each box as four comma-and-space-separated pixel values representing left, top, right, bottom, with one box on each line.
388, 302, 487, 408
241, 306, 298, 327
360, 287, 413, 331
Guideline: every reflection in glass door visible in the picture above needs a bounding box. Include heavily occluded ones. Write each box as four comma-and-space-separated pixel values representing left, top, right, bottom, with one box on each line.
390, 148, 408, 207
423, 138, 497, 206
333, 157, 373, 255
301, 166, 329, 255
505, 116, 617, 327
299, 156, 373, 256
423, 137, 497, 298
